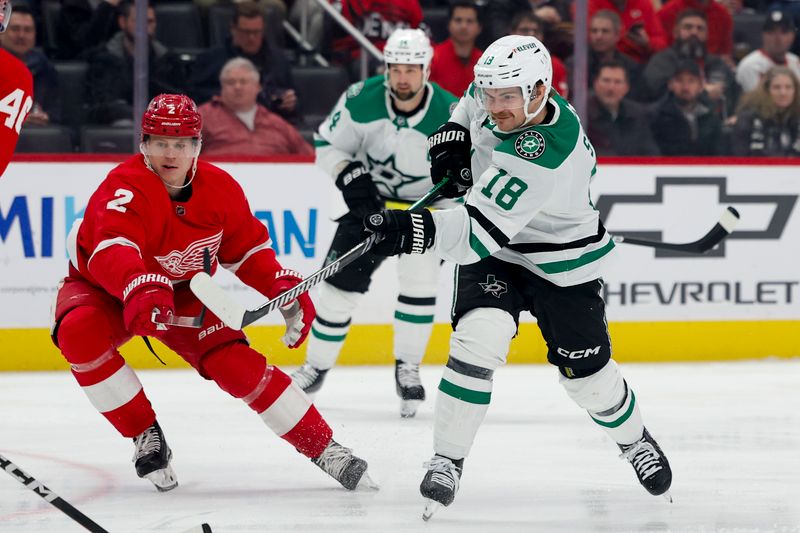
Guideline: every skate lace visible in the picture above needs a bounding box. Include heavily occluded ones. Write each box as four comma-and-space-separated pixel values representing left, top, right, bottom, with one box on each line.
293, 364, 320, 389
317, 442, 353, 480
423, 456, 460, 492
397, 362, 422, 387
620, 440, 663, 481
132, 426, 161, 461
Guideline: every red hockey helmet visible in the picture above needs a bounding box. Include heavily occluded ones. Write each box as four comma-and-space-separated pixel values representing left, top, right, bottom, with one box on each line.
141, 94, 202, 138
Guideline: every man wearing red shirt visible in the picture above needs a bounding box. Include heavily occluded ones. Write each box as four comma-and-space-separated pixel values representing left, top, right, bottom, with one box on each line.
198, 57, 312, 156
50, 94, 374, 493
657, 0, 733, 57
429, 1, 483, 97
0, 0, 33, 177
588, 0, 668, 63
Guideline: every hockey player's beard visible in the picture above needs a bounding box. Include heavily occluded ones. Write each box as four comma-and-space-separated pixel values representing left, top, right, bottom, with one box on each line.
676, 37, 705, 59
394, 87, 419, 101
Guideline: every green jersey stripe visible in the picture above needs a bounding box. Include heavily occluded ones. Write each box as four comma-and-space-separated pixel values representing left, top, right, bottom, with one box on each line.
590, 390, 636, 428
439, 378, 492, 404
537, 239, 615, 274
311, 327, 347, 342
394, 311, 435, 324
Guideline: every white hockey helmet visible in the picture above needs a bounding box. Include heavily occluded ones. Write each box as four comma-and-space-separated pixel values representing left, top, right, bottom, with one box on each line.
383, 28, 433, 71
0, 0, 12, 33
473, 35, 553, 130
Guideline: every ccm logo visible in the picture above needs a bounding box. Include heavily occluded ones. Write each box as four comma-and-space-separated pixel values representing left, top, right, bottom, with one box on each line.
556, 346, 601, 359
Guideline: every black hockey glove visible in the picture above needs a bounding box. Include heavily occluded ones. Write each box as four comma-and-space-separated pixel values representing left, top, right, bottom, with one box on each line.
427, 122, 472, 199
335, 161, 383, 218
363, 209, 436, 256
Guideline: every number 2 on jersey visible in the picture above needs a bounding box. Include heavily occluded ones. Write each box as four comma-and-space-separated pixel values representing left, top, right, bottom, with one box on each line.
480, 169, 528, 210
107, 189, 134, 213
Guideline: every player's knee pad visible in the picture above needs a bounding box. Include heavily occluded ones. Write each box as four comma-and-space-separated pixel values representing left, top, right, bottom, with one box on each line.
559, 359, 626, 413
397, 252, 439, 296
314, 281, 363, 323
201, 341, 270, 400
450, 308, 516, 371
57, 306, 123, 366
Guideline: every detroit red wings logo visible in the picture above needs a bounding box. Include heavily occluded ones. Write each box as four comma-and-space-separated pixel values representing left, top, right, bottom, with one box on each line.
155, 231, 222, 276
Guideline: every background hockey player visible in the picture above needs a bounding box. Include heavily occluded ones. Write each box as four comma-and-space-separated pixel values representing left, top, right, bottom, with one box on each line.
50, 94, 373, 493
363, 35, 673, 518
291, 28, 458, 418
0, 0, 33, 177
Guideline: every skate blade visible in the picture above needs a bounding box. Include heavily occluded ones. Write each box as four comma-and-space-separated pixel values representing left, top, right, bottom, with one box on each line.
422, 499, 442, 521
661, 490, 673, 503
400, 399, 423, 418
179, 524, 213, 533
356, 471, 380, 491
145, 466, 178, 492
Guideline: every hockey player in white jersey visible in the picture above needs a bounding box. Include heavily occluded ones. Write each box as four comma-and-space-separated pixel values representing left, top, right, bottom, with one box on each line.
291, 29, 459, 417
363, 35, 673, 518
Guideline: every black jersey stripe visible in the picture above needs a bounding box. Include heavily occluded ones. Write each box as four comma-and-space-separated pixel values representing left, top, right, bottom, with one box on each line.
466, 205, 511, 248
446, 356, 494, 380
508, 221, 607, 253
397, 295, 437, 306
314, 315, 352, 329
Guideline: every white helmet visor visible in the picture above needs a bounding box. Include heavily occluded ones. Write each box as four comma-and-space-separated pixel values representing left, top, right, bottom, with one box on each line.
0, 0, 12, 33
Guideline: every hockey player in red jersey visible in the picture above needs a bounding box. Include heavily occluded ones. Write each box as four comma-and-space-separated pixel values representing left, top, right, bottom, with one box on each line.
50, 94, 374, 492
0, 0, 34, 177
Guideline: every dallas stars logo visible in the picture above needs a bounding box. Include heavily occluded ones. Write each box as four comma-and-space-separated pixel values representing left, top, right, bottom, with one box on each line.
366, 153, 426, 198
514, 131, 545, 159
479, 275, 507, 298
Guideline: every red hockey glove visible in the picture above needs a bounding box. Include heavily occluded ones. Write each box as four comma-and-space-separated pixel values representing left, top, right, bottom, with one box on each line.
266, 270, 316, 348
122, 273, 175, 337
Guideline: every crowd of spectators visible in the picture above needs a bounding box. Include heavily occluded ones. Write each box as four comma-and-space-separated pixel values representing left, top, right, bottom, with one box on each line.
4, 0, 800, 157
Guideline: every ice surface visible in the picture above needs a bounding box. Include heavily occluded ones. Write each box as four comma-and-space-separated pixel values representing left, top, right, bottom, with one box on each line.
2, 361, 799, 532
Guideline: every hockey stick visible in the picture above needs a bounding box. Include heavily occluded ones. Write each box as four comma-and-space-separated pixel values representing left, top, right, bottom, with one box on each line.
190, 178, 450, 330
1, 451, 109, 532
611, 206, 740, 253
1, 452, 213, 532
152, 247, 212, 328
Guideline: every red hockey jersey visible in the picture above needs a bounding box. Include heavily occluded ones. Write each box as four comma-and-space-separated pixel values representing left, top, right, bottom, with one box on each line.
0, 47, 33, 177
332, 0, 423, 62
70, 154, 283, 301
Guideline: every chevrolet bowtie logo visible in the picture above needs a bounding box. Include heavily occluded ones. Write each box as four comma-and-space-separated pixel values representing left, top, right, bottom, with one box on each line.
595, 177, 797, 258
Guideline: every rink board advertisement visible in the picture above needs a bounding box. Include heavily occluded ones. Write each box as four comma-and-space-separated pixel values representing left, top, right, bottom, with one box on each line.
0, 159, 798, 369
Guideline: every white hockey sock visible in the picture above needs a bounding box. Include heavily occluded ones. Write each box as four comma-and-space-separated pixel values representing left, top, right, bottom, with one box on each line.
393, 294, 435, 365
560, 360, 645, 445
433, 358, 494, 459
305, 282, 362, 370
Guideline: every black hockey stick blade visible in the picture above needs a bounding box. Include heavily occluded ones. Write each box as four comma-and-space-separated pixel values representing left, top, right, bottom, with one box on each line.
191, 177, 450, 330
152, 248, 212, 328
612, 206, 740, 254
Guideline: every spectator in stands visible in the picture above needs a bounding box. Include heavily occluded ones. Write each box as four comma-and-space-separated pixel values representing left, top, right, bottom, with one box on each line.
652, 60, 724, 155
507, 12, 569, 97
736, 10, 800, 93
588, 60, 660, 155
85, 1, 183, 125
479, 0, 571, 48
198, 57, 313, 156
643, 9, 737, 116
587, 0, 668, 64
657, 0, 733, 59
732, 66, 800, 155
429, 1, 482, 97
0, 4, 58, 125
191, 1, 299, 123
53, 0, 119, 60
330, 0, 423, 75
567, 9, 643, 98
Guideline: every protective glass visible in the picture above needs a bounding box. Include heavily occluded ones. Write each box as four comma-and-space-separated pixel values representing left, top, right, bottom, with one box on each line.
143, 138, 200, 158
475, 86, 526, 112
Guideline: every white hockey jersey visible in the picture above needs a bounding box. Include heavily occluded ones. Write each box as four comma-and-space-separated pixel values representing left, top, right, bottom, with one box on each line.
314, 75, 459, 207
431, 86, 615, 287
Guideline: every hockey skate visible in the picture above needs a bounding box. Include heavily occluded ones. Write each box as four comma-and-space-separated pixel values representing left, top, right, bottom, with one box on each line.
420, 455, 463, 521
132, 421, 178, 492
619, 427, 672, 502
291, 363, 329, 394
311, 440, 378, 491
395, 360, 425, 418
